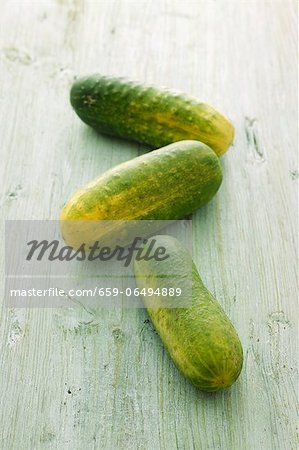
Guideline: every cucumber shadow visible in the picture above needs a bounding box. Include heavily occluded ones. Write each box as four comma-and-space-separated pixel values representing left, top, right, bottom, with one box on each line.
78, 125, 153, 167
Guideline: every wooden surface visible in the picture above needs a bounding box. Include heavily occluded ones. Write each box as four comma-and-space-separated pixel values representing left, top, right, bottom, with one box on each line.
1, 1, 298, 449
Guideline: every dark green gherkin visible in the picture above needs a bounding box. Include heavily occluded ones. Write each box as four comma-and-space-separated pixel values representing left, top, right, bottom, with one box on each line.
70, 74, 234, 156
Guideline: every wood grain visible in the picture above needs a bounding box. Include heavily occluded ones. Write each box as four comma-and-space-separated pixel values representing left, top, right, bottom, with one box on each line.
0, 1, 297, 449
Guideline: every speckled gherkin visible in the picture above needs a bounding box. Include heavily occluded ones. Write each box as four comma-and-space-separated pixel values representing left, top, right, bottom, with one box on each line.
134, 235, 243, 392
70, 75, 234, 156
60, 141, 222, 248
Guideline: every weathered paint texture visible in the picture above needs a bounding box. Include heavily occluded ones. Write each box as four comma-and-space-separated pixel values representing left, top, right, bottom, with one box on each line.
0, 1, 297, 449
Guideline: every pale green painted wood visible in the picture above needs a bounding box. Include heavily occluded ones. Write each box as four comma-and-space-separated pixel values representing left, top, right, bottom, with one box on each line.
0, 1, 297, 449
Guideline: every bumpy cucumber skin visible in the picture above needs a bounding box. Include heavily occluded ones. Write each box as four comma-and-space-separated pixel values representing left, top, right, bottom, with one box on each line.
60, 141, 222, 246
134, 235, 243, 392
70, 75, 234, 156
